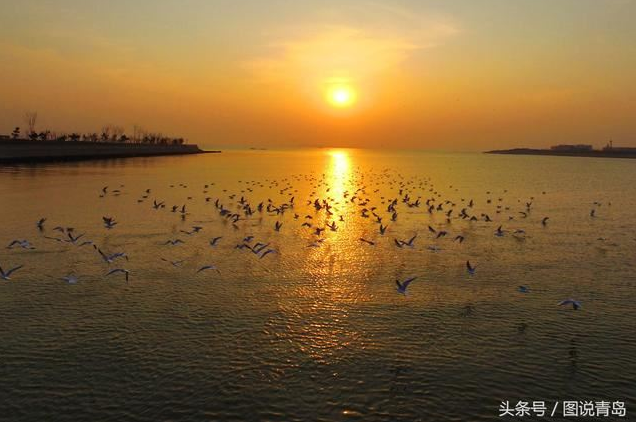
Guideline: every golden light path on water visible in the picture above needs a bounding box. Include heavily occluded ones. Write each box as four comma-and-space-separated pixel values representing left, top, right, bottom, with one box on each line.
287, 149, 366, 362
328, 150, 351, 199
289, 149, 459, 363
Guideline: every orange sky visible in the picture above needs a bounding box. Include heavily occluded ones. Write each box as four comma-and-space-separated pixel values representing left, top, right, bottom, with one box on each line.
1, 0, 635, 150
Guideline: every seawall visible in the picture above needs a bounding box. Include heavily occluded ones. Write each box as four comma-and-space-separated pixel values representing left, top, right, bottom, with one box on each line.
485, 148, 636, 159
0, 139, 217, 163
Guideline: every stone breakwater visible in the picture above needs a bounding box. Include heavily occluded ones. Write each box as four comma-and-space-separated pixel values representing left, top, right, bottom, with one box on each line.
485, 148, 636, 159
0, 139, 217, 163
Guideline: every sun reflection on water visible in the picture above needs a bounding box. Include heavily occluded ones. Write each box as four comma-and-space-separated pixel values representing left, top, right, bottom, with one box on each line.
275, 149, 380, 363
327, 149, 351, 199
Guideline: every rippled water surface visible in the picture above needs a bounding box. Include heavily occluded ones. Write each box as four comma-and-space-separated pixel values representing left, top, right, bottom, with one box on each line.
0, 149, 634, 421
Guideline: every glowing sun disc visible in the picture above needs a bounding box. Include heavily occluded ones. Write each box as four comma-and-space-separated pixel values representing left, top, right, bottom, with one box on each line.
327, 86, 356, 108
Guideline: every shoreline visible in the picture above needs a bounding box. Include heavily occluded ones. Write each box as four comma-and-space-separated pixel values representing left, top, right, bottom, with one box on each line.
0, 139, 219, 164
484, 148, 636, 159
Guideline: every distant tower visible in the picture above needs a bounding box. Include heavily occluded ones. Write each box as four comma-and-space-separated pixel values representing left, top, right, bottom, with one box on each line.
609, 139, 613, 149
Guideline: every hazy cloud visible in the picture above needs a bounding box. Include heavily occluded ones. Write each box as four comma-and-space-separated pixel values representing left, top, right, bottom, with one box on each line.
244, 3, 460, 87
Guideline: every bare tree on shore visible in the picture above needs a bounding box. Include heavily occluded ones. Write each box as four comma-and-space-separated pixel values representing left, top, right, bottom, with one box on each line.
38, 130, 53, 141
99, 124, 129, 143
11, 118, 187, 146
24, 111, 38, 134
133, 125, 146, 143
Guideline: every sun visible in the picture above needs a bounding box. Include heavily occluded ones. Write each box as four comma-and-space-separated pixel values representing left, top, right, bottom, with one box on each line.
326, 85, 356, 108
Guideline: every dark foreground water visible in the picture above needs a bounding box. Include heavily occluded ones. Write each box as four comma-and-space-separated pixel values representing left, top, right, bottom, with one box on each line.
0, 149, 634, 421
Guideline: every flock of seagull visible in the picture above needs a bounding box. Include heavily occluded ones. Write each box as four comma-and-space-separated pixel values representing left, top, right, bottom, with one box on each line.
2, 167, 607, 313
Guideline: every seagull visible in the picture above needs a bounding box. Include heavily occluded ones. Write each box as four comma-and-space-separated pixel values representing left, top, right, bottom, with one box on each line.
106, 268, 129, 282
0, 264, 23, 280
197, 265, 220, 274
396, 276, 417, 294
494, 226, 504, 237
7, 240, 35, 250
161, 258, 185, 267
359, 238, 375, 245
61, 275, 79, 285
180, 226, 203, 235
454, 235, 465, 243
559, 299, 581, 310
66, 232, 86, 245
96, 247, 128, 264
209, 236, 223, 247
251, 242, 270, 254
541, 217, 549, 226
307, 241, 322, 248
395, 235, 417, 248
259, 249, 277, 259
466, 260, 476, 276
36, 218, 46, 230
103, 216, 117, 229
163, 239, 185, 246
379, 224, 388, 235
518, 285, 530, 293
274, 221, 283, 231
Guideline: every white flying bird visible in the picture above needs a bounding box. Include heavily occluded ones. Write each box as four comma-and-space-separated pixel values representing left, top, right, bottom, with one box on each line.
161, 258, 185, 268
0, 264, 23, 280
7, 240, 35, 250
197, 265, 220, 274
96, 247, 128, 264
466, 260, 476, 276
102, 216, 118, 229
163, 239, 185, 246
259, 249, 277, 259
396, 276, 417, 294
106, 268, 129, 282
61, 275, 79, 285
394, 235, 417, 248
559, 299, 581, 310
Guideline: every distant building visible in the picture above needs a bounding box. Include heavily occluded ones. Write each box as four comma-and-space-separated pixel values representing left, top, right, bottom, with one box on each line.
0, 134, 10, 140
602, 140, 636, 152
550, 144, 593, 152
604, 146, 636, 152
